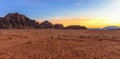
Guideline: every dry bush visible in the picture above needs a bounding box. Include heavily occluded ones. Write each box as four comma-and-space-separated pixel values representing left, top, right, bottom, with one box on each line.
8, 37, 12, 39
79, 36, 83, 38
99, 39, 103, 41
111, 37, 115, 39
58, 34, 61, 37
23, 36, 28, 38
51, 36, 54, 39
26, 40, 32, 44
62, 35, 68, 37
58, 37, 62, 39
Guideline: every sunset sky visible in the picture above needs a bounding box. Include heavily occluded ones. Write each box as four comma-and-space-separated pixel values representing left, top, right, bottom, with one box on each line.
0, 0, 120, 28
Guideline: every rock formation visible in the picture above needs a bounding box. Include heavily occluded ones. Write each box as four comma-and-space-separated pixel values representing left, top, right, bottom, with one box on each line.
54, 24, 64, 29
0, 13, 87, 29
0, 13, 39, 29
65, 25, 87, 29
39, 20, 53, 28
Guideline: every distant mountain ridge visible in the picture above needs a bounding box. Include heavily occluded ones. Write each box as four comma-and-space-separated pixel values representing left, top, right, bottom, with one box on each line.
103, 26, 120, 30
88, 26, 120, 30
0, 13, 87, 29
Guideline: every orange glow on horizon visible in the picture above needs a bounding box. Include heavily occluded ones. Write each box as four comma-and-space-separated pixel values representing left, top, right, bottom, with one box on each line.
36, 18, 120, 28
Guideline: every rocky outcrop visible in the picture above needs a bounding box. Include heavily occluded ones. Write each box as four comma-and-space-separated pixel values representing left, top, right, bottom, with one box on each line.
54, 24, 64, 29
65, 25, 87, 29
0, 13, 87, 29
0, 13, 39, 29
39, 20, 53, 28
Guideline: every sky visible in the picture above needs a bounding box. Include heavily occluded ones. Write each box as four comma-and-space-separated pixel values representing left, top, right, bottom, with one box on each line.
0, 0, 120, 28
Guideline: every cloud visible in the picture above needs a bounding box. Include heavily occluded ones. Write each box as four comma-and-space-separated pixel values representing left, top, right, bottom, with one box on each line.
73, 3, 82, 6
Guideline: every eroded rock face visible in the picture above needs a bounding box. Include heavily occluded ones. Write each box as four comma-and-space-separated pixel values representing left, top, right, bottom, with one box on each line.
0, 13, 39, 29
39, 20, 53, 28
54, 24, 64, 29
0, 13, 87, 29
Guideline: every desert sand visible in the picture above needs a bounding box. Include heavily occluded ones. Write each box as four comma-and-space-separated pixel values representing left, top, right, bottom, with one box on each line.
0, 29, 119, 59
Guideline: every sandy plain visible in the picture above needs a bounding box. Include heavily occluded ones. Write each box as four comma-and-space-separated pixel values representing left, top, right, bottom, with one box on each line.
0, 29, 119, 59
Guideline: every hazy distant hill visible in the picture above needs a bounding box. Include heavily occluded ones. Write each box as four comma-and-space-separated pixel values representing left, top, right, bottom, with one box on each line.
88, 26, 120, 30
103, 26, 120, 30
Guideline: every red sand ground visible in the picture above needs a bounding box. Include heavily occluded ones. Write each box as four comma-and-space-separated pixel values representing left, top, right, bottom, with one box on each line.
0, 29, 119, 59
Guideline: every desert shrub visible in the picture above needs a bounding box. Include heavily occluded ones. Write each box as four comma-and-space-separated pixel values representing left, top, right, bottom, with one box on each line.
58, 35, 61, 37
51, 36, 53, 38
99, 39, 103, 41
23, 36, 28, 38
58, 37, 62, 39
62, 35, 68, 37
26, 40, 32, 44
87, 36, 91, 38
79, 36, 83, 38
8, 37, 12, 39
111, 37, 115, 39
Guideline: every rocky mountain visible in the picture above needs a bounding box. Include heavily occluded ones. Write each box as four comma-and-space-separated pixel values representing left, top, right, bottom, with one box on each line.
39, 20, 53, 28
0, 13, 87, 29
0, 13, 39, 29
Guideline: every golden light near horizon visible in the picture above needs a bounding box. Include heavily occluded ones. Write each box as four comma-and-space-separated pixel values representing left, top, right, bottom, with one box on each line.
37, 17, 120, 28
34, 0, 120, 28
37, 0, 120, 28
1, 0, 120, 28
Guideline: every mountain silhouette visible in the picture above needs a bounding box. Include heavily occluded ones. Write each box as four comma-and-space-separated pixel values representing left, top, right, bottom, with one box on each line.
0, 13, 40, 29
103, 26, 120, 30
0, 13, 87, 29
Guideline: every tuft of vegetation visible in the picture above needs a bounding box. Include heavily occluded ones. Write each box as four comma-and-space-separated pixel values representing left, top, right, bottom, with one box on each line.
26, 40, 32, 44
58, 35, 61, 37
111, 37, 115, 39
79, 36, 83, 38
8, 37, 12, 39
23, 36, 28, 38
58, 37, 62, 39
51, 36, 53, 39
99, 39, 103, 41
63, 35, 68, 37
